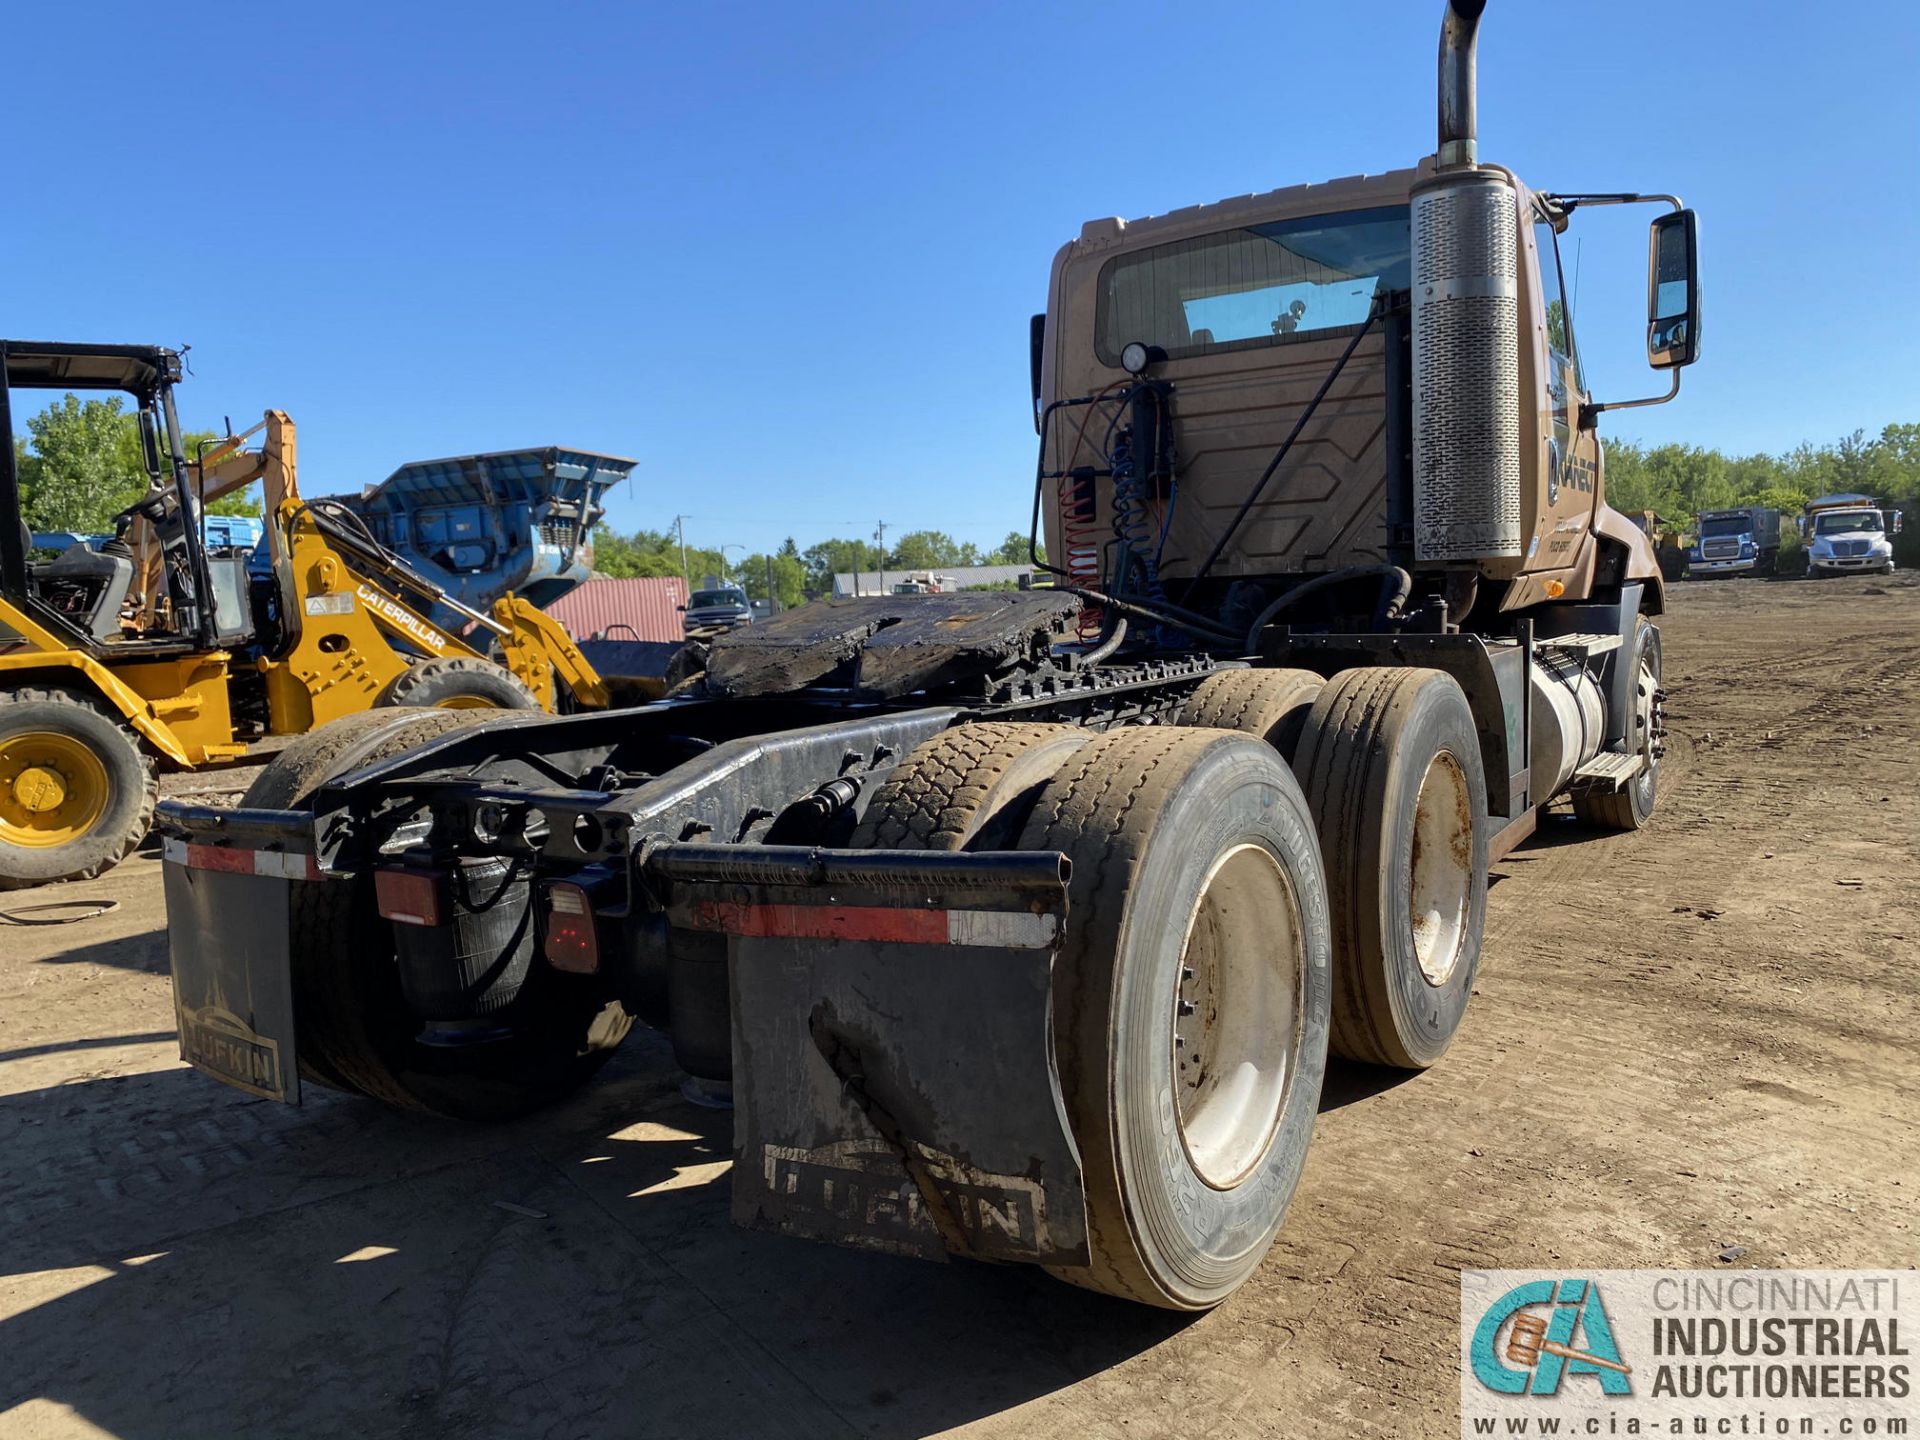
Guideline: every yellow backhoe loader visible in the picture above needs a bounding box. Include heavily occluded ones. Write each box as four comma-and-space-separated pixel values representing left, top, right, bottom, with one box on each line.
0, 340, 613, 888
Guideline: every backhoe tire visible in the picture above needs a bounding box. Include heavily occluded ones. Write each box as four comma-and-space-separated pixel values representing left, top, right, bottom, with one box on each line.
1294, 667, 1487, 1070
377, 657, 540, 712
1572, 618, 1663, 832
851, 722, 1090, 851
1180, 668, 1325, 760
1016, 727, 1331, 1310
246, 706, 631, 1118
0, 687, 155, 889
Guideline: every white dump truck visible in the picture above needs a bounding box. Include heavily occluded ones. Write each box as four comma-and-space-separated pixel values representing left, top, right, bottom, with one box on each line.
1802, 493, 1899, 577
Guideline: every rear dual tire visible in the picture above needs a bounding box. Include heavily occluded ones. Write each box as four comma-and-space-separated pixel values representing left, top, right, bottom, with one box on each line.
1179, 668, 1324, 760
1293, 668, 1488, 1070
867, 722, 1331, 1310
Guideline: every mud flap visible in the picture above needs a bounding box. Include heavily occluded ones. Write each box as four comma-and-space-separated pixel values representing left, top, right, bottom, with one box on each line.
158, 804, 319, 1104
651, 843, 1087, 1267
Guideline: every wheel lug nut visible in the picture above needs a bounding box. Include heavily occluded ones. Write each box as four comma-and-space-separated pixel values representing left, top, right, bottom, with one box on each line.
1176, 999, 1196, 1017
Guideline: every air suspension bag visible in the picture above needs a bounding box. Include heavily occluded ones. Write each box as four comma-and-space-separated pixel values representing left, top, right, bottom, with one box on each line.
393, 856, 534, 1020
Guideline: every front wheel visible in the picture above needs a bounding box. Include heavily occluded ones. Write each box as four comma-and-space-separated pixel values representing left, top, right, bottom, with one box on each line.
1017, 728, 1331, 1310
1572, 618, 1662, 833
377, 657, 540, 711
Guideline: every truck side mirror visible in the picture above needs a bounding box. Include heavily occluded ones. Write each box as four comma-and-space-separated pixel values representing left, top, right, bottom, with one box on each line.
1894, 511, 1905, 535
1647, 210, 1701, 369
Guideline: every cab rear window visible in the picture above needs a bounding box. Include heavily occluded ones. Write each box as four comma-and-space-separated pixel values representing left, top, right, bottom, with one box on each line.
1095, 205, 1410, 366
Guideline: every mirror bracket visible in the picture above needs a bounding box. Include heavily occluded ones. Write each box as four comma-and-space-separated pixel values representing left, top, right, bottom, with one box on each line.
1581, 371, 1681, 430
1547, 191, 1699, 425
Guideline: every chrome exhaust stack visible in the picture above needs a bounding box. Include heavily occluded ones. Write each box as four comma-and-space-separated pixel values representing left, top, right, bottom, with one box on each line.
1411, 0, 1523, 565
1438, 0, 1487, 168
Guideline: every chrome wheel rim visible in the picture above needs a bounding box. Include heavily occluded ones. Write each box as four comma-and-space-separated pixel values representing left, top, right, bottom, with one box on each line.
1409, 751, 1472, 986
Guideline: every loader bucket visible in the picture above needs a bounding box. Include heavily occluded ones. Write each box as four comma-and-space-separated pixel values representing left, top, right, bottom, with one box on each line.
327, 446, 635, 631
646, 843, 1088, 1267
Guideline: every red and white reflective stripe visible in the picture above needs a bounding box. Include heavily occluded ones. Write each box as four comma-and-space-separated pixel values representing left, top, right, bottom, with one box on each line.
161, 836, 322, 881
683, 899, 1057, 949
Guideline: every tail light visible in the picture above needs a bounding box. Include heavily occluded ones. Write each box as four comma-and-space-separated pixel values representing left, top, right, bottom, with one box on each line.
374, 868, 444, 927
542, 882, 600, 974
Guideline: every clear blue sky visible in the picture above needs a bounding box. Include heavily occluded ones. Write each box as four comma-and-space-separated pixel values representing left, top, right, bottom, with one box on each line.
6, 0, 1916, 558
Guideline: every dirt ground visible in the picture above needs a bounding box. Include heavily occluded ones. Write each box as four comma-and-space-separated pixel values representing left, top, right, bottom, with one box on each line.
1, 574, 1914, 1440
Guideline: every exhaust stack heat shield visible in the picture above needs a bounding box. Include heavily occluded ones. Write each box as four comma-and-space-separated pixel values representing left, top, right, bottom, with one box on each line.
1411, 171, 1523, 562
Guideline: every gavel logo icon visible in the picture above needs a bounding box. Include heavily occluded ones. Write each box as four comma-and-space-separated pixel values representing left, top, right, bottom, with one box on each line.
1505, 1311, 1633, 1376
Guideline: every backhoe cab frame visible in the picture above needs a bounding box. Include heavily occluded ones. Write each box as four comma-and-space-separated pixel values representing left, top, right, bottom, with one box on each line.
0, 342, 228, 659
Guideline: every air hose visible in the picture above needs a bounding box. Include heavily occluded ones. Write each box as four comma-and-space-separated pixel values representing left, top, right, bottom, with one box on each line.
1241, 565, 1414, 653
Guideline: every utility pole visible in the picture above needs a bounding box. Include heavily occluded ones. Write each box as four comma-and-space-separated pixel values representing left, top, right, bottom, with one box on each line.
875, 520, 888, 596
765, 553, 778, 614
671, 515, 690, 591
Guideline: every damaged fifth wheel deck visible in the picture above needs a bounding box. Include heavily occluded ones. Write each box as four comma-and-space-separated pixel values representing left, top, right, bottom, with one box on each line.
701, 590, 1082, 699
155, 0, 1702, 1311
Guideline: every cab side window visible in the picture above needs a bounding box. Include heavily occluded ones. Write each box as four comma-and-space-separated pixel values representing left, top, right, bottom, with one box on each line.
1533, 215, 1580, 390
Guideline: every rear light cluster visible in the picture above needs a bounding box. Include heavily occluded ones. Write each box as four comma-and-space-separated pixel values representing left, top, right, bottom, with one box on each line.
375, 865, 603, 977
541, 882, 600, 974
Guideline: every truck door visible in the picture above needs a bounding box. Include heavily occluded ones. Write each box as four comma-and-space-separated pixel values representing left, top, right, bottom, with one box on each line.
1531, 207, 1598, 567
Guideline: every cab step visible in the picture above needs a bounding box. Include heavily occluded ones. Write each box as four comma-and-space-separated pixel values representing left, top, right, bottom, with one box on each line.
1569, 750, 1643, 792
1538, 631, 1623, 660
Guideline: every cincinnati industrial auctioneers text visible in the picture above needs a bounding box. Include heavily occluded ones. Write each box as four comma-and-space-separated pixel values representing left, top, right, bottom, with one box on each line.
1461, 1270, 1915, 1435
1648, 1274, 1908, 1402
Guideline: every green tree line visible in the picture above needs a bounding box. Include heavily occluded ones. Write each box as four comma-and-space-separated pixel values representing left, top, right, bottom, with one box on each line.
11, 394, 264, 534
1603, 422, 1918, 561
592, 527, 1031, 607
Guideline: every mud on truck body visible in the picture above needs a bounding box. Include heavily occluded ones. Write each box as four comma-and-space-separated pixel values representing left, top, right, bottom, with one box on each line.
160, 0, 1703, 1311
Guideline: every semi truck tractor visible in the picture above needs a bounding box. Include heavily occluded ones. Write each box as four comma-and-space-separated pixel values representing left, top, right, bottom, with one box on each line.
158, 0, 1700, 1311
1801, 493, 1899, 577
1688, 506, 1779, 577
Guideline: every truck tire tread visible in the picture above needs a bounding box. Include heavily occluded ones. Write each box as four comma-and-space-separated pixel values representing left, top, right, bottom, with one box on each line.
1294, 666, 1487, 1069
1180, 668, 1325, 759
851, 722, 1088, 851
1018, 727, 1331, 1308
377, 657, 540, 711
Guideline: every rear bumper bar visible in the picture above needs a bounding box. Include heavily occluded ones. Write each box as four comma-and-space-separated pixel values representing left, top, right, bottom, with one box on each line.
154, 806, 1088, 1268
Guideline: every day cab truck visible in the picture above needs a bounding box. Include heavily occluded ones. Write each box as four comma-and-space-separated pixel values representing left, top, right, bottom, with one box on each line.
1688, 505, 1779, 577
1801, 492, 1899, 577
159, 0, 1702, 1311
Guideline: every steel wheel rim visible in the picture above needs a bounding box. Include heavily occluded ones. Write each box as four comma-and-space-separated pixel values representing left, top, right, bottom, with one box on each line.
1631, 639, 1661, 810
1409, 750, 1472, 986
1172, 842, 1304, 1190
0, 731, 110, 848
